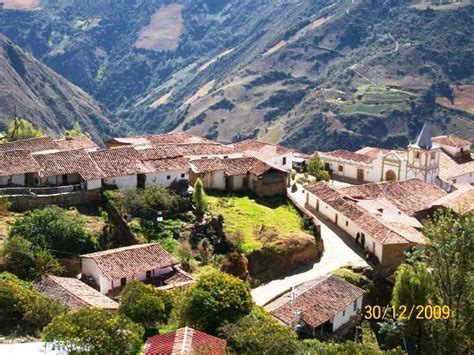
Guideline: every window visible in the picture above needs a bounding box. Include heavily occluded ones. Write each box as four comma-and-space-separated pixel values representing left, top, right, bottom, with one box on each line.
353, 300, 357, 311
324, 162, 330, 170
7, 176, 12, 185
120, 278, 127, 288
224, 156, 229, 159
338, 165, 344, 172
167, 175, 171, 180
346, 221, 349, 227
415, 152, 420, 159
282, 157, 287, 165
431, 152, 436, 160
181, 173, 185, 178
461, 148, 464, 153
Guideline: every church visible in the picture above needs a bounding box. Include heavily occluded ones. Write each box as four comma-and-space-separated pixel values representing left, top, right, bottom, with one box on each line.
318, 123, 473, 191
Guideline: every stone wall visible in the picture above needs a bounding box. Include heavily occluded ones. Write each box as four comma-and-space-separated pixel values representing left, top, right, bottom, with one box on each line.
4, 190, 101, 212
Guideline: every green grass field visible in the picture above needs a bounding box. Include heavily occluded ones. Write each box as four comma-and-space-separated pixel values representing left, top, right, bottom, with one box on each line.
207, 192, 309, 254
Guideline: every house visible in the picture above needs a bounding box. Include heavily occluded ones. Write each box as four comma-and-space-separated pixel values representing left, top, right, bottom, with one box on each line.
0, 136, 60, 153
105, 132, 217, 149
144, 327, 227, 355
265, 275, 364, 336
305, 180, 431, 267
33, 275, 119, 311
80, 243, 180, 295
0, 150, 42, 187
428, 184, 474, 215
189, 156, 289, 196
230, 139, 295, 171
138, 147, 190, 188
90, 147, 151, 189
33, 149, 104, 190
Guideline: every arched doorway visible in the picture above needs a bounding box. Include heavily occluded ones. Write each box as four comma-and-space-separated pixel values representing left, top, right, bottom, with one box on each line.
385, 170, 396, 181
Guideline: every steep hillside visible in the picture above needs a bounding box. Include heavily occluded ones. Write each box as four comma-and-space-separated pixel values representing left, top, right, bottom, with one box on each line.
0, 34, 115, 142
1, 0, 473, 151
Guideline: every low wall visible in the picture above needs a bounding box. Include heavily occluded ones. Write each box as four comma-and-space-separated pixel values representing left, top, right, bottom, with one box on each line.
287, 193, 321, 233
4, 190, 101, 212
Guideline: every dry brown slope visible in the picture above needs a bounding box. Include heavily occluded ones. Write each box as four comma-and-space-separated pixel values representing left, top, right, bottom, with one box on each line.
0, 34, 115, 142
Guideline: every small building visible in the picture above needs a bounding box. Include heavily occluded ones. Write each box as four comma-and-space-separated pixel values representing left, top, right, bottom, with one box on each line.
265, 275, 364, 336
33, 275, 119, 311
0, 150, 41, 187
144, 327, 227, 355
33, 149, 104, 190
230, 139, 295, 171
90, 147, 151, 189
80, 243, 180, 295
305, 181, 429, 267
189, 158, 226, 190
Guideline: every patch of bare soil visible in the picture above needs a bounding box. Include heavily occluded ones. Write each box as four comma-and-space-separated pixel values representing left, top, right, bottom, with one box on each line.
436, 85, 474, 114
3, 0, 40, 10
150, 90, 173, 109
135, 3, 184, 51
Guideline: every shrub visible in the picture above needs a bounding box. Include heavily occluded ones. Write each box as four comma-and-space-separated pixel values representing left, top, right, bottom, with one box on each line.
291, 182, 298, 193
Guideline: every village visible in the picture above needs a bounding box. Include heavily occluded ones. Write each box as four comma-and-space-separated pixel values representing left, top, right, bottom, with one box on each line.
0, 123, 472, 354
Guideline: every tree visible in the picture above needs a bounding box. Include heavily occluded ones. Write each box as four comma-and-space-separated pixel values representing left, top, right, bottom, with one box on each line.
421, 210, 473, 353
119, 281, 173, 329
179, 270, 253, 334
0, 272, 65, 335
63, 122, 90, 138
41, 308, 144, 355
9, 206, 97, 255
221, 308, 300, 355
3, 236, 64, 280
192, 178, 207, 216
392, 263, 433, 311
1, 118, 42, 142
307, 153, 330, 182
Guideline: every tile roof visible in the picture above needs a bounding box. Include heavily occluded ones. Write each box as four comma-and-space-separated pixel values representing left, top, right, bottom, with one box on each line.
81, 243, 179, 281
0, 150, 41, 176
90, 147, 151, 177
33, 149, 105, 181
33, 275, 119, 310
306, 182, 424, 245
54, 137, 99, 151
144, 327, 227, 355
231, 139, 294, 157
265, 275, 364, 329
137, 146, 182, 160
158, 268, 195, 291
432, 135, 470, 148
355, 146, 391, 158
175, 143, 236, 156
190, 158, 225, 174
145, 157, 190, 172
340, 179, 447, 216
438, 150, 474, 181
319, 149, 376, 165
146, 132, 217, 145
0, 137, 59, 153
430, 184, 474, 214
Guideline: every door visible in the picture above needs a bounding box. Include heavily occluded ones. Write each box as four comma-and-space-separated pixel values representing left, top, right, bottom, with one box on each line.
137, 174, 146, 188
62, 174, 68, 185
385, 170, 396, 181
357, 169, 364, 181
120, 277, 127, 288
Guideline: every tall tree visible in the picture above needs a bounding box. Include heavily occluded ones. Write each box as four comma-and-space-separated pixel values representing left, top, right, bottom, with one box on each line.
179, 270, 253, 334
1, 118, 43, 142
307, 153, 330, 182
41, 308, 144, 355
192, 178, 207, 216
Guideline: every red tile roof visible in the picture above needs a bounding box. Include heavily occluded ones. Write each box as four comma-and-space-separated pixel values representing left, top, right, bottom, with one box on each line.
265, 275, 364, 329
33, 275, 119, 310
147, 132, 216, 145
306, 182, 424, 245
432, 135, 470, 148
90, 147, 151, 177
0, 137, 59, 153
231, 139, 294, 157
144, 327, 227, 355
340, 179, 446, 216
33, 149, 105, 181
81, 243, 179, 281
175, 143, 236, 156
137, 146, 182, 160
158, 268, 195, 291
438, 150, 474, 181
145, 157, 190, 172
54, 137, 99, 151
190, 158, 225, 174
0, 150, 41, 176
319, 149, 376, 165
430, 184, 474, 214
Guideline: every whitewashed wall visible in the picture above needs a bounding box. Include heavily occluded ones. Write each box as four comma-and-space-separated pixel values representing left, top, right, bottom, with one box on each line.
331, 295, 364, 331
103, 175, 137, 189
145, 169, 188, 188
0, 174, 25, 186
86, 179, 102, 190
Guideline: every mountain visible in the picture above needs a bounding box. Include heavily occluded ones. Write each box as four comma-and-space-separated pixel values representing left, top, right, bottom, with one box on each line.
1, 0, 473, 151
0, 34, 115, 142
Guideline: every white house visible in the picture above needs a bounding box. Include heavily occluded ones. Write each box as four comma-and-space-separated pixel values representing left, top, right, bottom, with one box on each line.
80, 243, 180, 295
0, 150, 41, 187
265, 274, 365, 335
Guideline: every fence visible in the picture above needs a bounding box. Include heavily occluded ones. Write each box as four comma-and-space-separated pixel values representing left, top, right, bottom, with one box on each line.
0, 184, 84, 196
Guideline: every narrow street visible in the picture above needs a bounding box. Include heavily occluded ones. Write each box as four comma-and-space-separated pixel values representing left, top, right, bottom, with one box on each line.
251, 184, 368, 306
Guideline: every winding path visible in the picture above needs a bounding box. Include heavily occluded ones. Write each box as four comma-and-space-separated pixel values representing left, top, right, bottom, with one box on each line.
251, 185, 368, 306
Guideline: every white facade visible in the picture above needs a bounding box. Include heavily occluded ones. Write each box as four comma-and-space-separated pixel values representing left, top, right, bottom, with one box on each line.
103, 175, 137, 189
145, 169, 188, 188
81, 258, 172, 294
86, 179, 102, 190
331, 295, 363, 331
406, 145, 440, 184
0, 174, 26, 186
306, 191, 383, 261
195, 170, 226, 190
